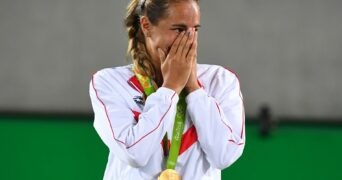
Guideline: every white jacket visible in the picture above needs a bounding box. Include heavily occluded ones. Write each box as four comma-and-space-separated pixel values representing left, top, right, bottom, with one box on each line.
89, 64, 245, 180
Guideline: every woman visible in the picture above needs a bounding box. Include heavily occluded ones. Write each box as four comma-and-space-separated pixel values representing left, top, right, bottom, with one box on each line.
89, 0, 245, 179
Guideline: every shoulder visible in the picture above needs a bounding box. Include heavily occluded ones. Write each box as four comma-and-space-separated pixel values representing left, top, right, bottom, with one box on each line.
197, 64, 240, 84
92, 65, 133, 81
90, 65, 134, 92
196, 64, 242, 98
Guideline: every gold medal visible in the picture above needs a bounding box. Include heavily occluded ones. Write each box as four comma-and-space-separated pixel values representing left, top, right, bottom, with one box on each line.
158, 169, 181, 180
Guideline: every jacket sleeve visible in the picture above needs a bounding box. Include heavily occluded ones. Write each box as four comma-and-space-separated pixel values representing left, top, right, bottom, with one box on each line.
89, 72, 179, 168
186, 71, 245, 169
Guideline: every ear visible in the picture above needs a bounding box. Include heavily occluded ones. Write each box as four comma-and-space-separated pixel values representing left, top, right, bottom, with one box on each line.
140, 16, 152, 37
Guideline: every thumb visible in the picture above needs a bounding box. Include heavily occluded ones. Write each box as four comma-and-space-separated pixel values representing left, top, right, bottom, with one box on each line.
158, 48, 166, 64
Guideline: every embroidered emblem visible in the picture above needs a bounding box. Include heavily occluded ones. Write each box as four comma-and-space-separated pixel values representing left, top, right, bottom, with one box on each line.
133, 96, 145, 106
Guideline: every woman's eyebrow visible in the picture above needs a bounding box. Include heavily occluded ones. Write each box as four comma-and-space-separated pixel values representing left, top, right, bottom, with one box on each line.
171, 24, 201, 29
171, 24, 187, 29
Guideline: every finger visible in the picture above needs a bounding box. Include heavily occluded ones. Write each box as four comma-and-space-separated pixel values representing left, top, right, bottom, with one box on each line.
186, 31, 197, 60
158, 48, 166, 64
182, 29, 195, 58
168, 31, 186, 55
177, 30, 192, 57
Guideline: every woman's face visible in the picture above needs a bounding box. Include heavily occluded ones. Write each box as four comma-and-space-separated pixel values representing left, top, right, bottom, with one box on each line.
143, 1, 200, 67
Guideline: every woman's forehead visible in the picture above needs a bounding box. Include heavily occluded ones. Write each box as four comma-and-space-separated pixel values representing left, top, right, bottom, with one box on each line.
162, 1, 200, 26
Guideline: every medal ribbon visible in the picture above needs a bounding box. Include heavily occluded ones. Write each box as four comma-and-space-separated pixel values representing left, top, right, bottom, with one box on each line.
132, 66, 187, 170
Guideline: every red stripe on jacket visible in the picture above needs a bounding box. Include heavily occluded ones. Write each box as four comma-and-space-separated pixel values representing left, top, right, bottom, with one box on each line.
131, 110, 198, 155
92, 74, 176, 149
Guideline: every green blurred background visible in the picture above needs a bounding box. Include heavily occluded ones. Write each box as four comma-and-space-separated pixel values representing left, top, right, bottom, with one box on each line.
1, 116, 341, 180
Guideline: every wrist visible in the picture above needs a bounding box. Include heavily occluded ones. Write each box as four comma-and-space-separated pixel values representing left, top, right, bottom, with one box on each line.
162, 82, 183, 95
185, 83, 200, 93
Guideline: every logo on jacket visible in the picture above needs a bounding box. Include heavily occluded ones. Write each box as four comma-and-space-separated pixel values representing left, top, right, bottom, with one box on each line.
133, 96, 145, 106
